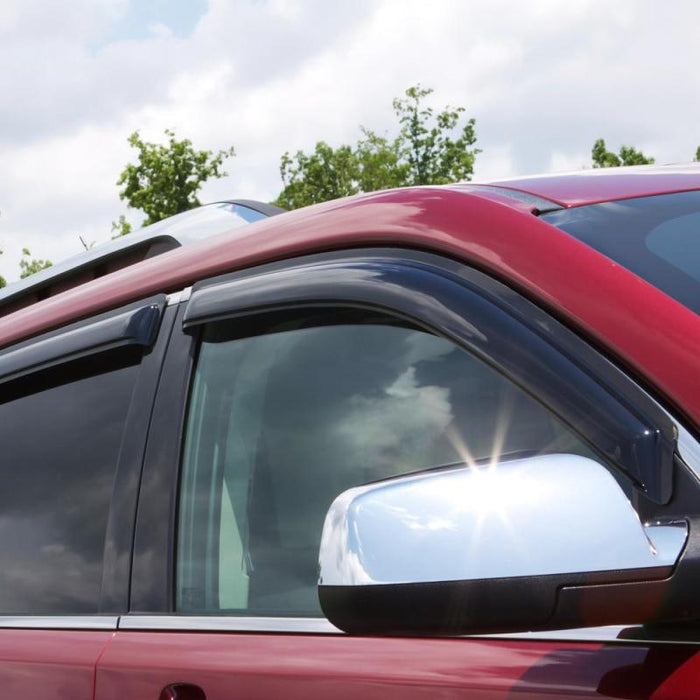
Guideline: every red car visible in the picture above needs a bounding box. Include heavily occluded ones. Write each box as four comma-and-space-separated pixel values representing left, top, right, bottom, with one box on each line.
0, 166, 699, 698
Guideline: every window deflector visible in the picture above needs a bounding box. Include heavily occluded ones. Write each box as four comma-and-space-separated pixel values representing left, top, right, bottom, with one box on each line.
183, 255, 676, 504
0, 298, 165, 385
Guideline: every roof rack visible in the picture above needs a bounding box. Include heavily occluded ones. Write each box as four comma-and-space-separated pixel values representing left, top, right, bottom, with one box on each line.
0, 200, 284, 318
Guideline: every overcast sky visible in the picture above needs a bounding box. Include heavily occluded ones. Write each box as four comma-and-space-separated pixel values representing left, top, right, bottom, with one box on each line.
1, 0, 699, 282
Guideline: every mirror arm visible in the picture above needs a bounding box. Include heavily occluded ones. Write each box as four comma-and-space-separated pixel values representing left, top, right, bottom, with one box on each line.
553, 516, 700, 631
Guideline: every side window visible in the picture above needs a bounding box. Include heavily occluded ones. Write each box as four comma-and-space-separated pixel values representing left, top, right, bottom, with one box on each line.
0, 350, 139, 614
177, 310, 594, 617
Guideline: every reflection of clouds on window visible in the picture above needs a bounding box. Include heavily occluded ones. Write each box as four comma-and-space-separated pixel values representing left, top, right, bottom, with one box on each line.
0, 357, 137, 614
335, 366, 453, 478
0, 513, 103, 613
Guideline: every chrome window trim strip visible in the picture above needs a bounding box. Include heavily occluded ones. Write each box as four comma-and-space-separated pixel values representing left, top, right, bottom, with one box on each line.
0, 615, 692, 645
118, 615, 341, 633
0, 616, 118, 630
483, 627, 700, 645
481, 626, 634, 643
117, 616, 700, 644
167, 287, 192, 306
114, 616, 617, 643
0, 614, 691, 645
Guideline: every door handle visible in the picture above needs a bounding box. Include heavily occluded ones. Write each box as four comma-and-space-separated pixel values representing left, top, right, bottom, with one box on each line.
159, 683, 206, 700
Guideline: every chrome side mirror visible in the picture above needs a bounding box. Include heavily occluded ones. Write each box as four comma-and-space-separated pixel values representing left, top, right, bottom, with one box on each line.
318, 454, 689, 635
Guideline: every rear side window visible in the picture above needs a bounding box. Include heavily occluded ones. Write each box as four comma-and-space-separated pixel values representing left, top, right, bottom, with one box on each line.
0, 351, 138, 614
177, 310, 593, 617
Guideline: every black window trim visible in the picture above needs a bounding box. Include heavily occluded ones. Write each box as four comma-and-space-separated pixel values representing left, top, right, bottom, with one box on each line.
99, 301, 178, 613
131, 300, 195, 613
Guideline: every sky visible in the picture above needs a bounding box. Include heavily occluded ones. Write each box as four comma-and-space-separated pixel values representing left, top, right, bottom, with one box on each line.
1, 0, 699, 283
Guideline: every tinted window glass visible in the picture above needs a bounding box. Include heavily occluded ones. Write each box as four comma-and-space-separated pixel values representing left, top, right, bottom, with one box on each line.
0, 352, 138, 614
177, 310, 593, 617
542, 191, 700, 314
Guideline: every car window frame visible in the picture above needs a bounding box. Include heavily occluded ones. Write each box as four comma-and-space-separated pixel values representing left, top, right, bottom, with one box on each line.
127, 248, 696, 631
0, 294, 174, 626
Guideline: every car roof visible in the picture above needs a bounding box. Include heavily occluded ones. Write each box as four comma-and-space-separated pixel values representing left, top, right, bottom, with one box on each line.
1, 178, 699, 431
485, 163, 700, 208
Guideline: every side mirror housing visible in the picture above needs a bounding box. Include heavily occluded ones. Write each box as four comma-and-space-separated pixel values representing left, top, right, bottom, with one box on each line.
318, 454, 690, 635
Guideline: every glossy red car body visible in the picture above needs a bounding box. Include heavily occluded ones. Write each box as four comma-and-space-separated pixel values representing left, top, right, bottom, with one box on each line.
94, 633, 700, 699
2, 165, 700, 698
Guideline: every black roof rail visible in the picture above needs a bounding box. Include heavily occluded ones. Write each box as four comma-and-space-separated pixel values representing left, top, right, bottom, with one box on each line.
0, 200, 284, 317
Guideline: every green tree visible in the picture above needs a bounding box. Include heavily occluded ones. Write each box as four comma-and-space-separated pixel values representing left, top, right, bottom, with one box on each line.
0, 248, 5, 289
111, 214, 132, 239
275, 142, 359, 210
19, 248, 52, 279
695, 145, 700, 162
592, 138, 655, 168
275, 85, 479, 210
354, 127, 405, 192
391, 84, 478, 186
114, 129, 236, 234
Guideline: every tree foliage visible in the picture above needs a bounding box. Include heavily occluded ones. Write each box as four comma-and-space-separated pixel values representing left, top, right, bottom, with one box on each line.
695, 145, 700, 162
275, 85, 479, 210
392, 85, 479, 186
592, 138, 655, 168
275, 143, 359, 209
19, 248, 52, 279
114, 129, 235, 234
111, 214, 133, 239
0, 247, 53, 287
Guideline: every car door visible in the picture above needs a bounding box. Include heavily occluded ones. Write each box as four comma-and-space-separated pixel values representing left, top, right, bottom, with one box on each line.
96, 250, 700, 700
0, 296, 173, 699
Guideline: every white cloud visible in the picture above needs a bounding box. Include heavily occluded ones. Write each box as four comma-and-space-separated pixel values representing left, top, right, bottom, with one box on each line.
0, 0, 127, 41
2, 0, 700, 282
548, 150, 590, 174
